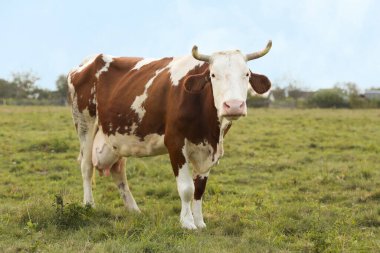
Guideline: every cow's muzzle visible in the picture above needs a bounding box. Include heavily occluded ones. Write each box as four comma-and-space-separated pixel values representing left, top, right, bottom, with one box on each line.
221, 99, 247, 120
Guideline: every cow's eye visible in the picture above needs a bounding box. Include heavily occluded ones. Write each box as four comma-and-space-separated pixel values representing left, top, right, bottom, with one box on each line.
246, 73, 250, 77
211, 73, 216, 78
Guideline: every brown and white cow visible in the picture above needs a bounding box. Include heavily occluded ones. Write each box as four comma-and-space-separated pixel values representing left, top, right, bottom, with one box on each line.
68, 41, 272, 229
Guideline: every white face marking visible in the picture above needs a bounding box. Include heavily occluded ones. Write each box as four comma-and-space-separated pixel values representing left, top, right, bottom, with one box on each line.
209, 51, 250, 117
132, 58, 157, 71
131, 68, 165, 121
169, 55, 202, 86
95, 54, 114, 79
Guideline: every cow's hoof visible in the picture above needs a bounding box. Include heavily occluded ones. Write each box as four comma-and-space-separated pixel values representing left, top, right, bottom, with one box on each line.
181, 221, 197, 230
128, 207, 141, 213
195, 221, 206, 229
84, 201, 95, 208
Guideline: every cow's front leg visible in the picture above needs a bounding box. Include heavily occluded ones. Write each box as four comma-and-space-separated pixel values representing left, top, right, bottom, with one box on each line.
110, 158, 140, 212
177, 162, 197, 229
168, 148, 197, 229
193, 172, 209, 228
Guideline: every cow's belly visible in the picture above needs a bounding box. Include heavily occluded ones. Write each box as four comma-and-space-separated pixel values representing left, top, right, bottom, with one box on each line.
106, 132, 167, 157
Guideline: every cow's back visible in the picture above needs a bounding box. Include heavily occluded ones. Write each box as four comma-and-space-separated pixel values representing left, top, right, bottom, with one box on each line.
96, 57, 174, 138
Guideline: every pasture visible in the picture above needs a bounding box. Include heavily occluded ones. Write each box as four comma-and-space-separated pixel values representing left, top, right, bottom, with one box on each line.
0, 106, 380, 252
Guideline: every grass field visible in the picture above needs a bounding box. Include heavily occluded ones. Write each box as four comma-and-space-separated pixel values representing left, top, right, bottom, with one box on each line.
0, 106, 380, 252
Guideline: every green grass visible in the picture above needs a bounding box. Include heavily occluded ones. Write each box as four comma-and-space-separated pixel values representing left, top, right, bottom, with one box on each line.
1, 106, 380, 252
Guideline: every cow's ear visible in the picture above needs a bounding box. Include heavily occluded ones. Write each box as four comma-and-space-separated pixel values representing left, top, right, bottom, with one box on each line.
249, 71, 271, 94
184, 70, 210, 93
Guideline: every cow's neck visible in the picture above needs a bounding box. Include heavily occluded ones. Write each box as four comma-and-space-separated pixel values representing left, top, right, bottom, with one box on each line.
200, 84, 232, 152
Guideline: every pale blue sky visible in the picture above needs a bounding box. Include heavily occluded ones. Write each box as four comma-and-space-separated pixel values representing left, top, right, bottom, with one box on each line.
1, 0, 379, 91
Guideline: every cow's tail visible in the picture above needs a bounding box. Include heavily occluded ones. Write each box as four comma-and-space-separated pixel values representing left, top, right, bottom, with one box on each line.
92, 167, 96, 187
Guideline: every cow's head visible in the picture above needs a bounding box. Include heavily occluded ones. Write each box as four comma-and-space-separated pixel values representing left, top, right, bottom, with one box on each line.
191, 41, 272, 120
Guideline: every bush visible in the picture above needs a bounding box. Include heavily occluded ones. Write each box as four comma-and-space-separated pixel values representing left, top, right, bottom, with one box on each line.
246, 95, 270, 108
307, 89, 349, 108
53, 195, 94, 230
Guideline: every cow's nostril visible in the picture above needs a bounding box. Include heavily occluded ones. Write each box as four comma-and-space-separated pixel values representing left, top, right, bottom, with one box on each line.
239, 101, 245, 108
223, 102, 231, 109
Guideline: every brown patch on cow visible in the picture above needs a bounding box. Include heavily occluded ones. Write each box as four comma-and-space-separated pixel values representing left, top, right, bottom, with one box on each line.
164, 62, 225, 176
167, 63, 220, 155
96, 57, 173, 136
223, 122, 232, 137
249, 71, 271, 94
194, 176, 208, 200
166, 142, 186, 177
134, 68, 172, 138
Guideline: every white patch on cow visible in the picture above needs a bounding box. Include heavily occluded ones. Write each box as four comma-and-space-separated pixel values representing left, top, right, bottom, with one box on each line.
132, 58, 156, 71
215, 117, 231, 160
67, 74, 75, 101
169, 55, 202, 86
185, 138, 221, 175
130, 94, 147, 120
130, 123, 138, 134
95, 54, 114, 79
106, 132, 167, 157
73, 55, 98, 74
177, 162, 196, 229
131, 68, 165, 121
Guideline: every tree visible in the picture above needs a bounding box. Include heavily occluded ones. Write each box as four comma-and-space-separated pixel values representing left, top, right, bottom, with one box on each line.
287, 85, 304, 101
0, 78, 17, 98
56, 74, 68, 99
270, 87, 286, 100
11, 72, 40, 98
335, 82, 367, 108
307, 88, 349, 108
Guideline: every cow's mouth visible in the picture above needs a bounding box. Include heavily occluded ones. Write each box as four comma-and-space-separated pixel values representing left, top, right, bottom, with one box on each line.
222, 114, 246, 121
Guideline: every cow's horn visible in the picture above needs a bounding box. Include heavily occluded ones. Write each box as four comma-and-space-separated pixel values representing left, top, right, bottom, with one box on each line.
245, 40, 272, 61
192, 45, 210, 62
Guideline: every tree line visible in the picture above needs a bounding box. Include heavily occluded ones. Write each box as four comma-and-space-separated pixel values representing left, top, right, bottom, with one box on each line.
0, 72, 67, 105
1, 72, 379, 108
247, 82, 380, 109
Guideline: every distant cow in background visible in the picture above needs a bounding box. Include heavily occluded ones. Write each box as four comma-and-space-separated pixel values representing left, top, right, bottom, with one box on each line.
68, 41, 272, 229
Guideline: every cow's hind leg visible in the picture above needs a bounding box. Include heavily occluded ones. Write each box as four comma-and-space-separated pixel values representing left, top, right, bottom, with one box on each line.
192, 172, 209, 229
79, 125, 97, 206
72, 101, 96, 206
110, 158, 140, 212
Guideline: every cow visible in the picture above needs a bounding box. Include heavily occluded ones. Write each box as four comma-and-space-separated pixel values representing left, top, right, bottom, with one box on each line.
68, 41, 272, 229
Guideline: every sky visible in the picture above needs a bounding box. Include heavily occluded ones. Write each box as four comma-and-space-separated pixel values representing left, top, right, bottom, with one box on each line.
1, 0, 380, 92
